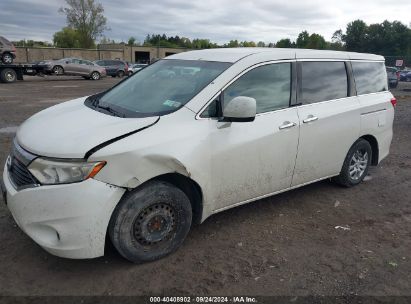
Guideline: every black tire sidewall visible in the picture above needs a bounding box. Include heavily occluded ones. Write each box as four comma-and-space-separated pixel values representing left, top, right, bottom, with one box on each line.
0, 68, 17, 83
339, 139, 372, 187
109, 181, 192, 263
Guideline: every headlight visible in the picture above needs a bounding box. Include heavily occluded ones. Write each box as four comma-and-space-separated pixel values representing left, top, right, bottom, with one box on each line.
28, 158, 106, 185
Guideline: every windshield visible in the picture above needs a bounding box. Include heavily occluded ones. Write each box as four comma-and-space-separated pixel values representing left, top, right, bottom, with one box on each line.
96, 59, 231, 117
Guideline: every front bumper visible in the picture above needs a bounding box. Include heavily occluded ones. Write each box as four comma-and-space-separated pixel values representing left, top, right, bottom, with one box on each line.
2, 163, 125, 259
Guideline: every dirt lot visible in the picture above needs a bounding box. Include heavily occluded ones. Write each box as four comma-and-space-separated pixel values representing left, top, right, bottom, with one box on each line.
0, 76, 410, 297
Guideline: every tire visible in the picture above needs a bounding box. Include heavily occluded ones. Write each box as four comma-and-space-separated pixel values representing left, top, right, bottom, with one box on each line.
91, 71, 101, 80
117, 70, 125, 78
109, 181, 192, 263
1, 53, 13, 64
52, 65, 64, 75
111, 75, 116, 78
0, 68, 17, 83
333, 139, 372, 187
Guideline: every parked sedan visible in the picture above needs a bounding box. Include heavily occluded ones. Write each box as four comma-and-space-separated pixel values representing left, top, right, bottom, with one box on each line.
39, 58, 106, 80
94, 59, 129, 77
386, 67, 399, 88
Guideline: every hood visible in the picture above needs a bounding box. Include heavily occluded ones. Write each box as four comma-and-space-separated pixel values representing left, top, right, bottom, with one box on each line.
16, 97, 159, 159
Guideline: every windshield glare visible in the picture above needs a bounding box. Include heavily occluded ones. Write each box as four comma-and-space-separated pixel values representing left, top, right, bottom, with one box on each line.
99, 59, 231, 117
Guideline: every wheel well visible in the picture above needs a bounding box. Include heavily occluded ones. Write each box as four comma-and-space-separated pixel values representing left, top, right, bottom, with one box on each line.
145, 173, 203, 225
360, 135, 379, 165
53, 65, 64, 71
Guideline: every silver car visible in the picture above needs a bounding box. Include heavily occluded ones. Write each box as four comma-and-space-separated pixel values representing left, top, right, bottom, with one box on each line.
40, 58, 107, 80
128, 63, 148, 74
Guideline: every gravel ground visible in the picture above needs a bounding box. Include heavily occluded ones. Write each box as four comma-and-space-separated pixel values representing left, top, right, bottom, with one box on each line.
0, 76, 410, 297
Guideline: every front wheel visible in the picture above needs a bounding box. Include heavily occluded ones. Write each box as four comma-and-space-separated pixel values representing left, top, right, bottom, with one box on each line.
90, 71, 101, 80
333, 139, 372, 187
109, 181, 192, 263
1, 53, 13, 64
117, 70, 125, 78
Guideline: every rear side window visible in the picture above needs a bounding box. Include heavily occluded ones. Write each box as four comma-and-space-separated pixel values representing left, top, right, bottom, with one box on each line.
223, 63, 291, 114
352, 62, 388, 95
300, 62, 348, 104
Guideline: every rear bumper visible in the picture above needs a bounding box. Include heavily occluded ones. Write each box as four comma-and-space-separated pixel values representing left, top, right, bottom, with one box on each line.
3, 163, 125, 259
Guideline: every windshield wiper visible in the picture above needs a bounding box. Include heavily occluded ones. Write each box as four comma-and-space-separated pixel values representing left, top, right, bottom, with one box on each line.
95, 103, 125, 118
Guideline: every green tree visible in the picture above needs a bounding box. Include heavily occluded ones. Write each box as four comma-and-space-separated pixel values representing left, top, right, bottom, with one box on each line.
240, 41, 256, 47
53, 27, 81, 48
59, 0, 108, 48
225, 40, 240, 48
343, 20, 368, 52
257, 41, 266, 47
306, 33, 327, 49
276, 38, 293, 48
127, 36, 136, 46
296, 30, 310, 48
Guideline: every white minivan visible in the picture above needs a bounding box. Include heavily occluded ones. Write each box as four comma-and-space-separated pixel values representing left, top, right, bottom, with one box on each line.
1, 48, 395, 263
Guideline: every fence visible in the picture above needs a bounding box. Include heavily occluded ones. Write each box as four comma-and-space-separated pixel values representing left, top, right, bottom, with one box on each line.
14, 45, 188, 64
15, 47, 125, 63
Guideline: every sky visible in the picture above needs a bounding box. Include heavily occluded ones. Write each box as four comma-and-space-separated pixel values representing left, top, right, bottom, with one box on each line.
1, 0, 410, 44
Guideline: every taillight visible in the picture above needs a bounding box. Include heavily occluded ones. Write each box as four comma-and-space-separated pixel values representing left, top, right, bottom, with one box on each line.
391, 97, 397, 108
396, 71, 400, 80
125, 64, 128, 71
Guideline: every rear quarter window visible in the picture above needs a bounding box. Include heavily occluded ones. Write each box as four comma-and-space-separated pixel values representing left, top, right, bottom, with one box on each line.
352, 62, 388, 95
300, 61, 348, 104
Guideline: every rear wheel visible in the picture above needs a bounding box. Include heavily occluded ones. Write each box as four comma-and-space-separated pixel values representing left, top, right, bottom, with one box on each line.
109, 181, 192, 263
117, 70, 125, 78
333, 139, 372, 187
0, 68, 17, 83
91, 71, 101, 80
1, 53, 13, 64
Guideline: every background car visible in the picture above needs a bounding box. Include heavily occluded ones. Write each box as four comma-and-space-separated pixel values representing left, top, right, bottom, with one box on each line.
94, 59, 129, 77
386, 67, 399, 88
399, 69, 411, 82
128, 63, 148, 74
0, 36, 16, 64
39, 58, 106, 80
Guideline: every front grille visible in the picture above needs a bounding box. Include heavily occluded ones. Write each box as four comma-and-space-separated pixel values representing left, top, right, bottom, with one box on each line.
7, 138, 38, 189
8, 156, 37, 188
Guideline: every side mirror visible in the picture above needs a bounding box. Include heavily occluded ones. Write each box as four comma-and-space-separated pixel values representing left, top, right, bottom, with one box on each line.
222, 96, 256, 122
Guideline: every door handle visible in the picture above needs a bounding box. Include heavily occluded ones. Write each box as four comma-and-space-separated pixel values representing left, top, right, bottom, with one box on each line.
303, 115, 318, 123
279, 121, 297, 130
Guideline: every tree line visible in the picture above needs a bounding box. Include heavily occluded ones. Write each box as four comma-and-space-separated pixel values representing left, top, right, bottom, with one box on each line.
12, 0, 411, 57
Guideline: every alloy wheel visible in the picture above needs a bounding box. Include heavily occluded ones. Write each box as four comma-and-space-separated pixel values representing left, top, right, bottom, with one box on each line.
349, 149, 368, 181
2, 54, 12, 64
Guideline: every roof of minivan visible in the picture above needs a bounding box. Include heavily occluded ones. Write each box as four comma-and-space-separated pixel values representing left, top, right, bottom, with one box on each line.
167, 48, 384, 63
